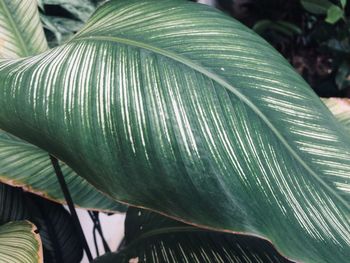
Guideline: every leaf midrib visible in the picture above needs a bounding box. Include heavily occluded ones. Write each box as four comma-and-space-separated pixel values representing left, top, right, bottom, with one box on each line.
72, 35, 349, 211
0, 0, 29, 57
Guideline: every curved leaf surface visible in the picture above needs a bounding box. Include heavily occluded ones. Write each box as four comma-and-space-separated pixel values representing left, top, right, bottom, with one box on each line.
0, 131, 126, 212
0, 0, 349, 262
0, 180, 30, 224
0, 0, 125, 212
0, 221, 43, 263
0, 0, 48, 58
94, 207, 292, 263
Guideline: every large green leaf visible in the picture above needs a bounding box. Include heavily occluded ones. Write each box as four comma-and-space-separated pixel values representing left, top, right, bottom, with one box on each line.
94, 207, 292, 263
0, 221, 43, 263
0, 0, 349, 262
0, 182, 83, 263
0, 131, 126, 212
0, 0, 48, 58
0, 0, 125, 212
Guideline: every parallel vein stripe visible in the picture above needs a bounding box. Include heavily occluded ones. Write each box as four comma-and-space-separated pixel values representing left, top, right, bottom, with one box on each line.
0, 1, 349, 262
0, 0, 28, 55
0, 0, 47, 58
73, 36, 348, 209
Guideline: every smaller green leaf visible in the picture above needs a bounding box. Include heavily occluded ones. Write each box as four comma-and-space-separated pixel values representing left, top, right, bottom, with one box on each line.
325, 5, 344, 24
37, 0, 44, 10
336, 62, 350, 90
253, 19, 273, 34
0, 183, 83, 263
0, 131, 126, 213
0, 0, 48, 58
275, 21, 302, 35
253, 20, 301, 36
0, 221, 43, 263
340, 0, 347, 8
40, 15, 85, 46
93, 207, 292, 263
301, 0, 333, 14
41, 0, 96, 21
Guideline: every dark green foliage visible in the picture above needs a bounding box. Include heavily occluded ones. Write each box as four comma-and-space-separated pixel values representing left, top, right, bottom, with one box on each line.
0, 183, 83, 263
39, 0, 101, 46
93, 207, 292, 263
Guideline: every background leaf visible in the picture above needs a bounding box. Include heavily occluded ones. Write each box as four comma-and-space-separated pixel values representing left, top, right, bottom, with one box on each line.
28, 194, 84, 263
0, 182, 83, 263
325, 5, 344, 24
93, 207, 292, 263
301, 0, 333, 14
0, 131, 126, 212
0, 0, 349, 262
0, 0, 48, 58
39, 0, 98, 46
0, 221, 43, 263
340, 0, 347, 8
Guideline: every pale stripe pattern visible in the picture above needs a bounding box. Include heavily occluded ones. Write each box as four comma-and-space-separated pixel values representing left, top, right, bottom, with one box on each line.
0, 221, 42, 263
0, 1, 349, 262
0, 0, 47, 58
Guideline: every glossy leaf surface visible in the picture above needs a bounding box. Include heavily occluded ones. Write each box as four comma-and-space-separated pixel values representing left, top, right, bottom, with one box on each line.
94, 207, 292, 263
0, 1, 349, 262
0, 0, 125, 212
0, 221, 43, 263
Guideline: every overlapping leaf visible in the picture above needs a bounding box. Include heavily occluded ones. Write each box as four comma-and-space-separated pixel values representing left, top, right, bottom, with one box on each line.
94, 207, 292, 263
0, 0, 47, 58
0, 182, 83, 263
0, 0, 349, 262
0, 131, 126, 212
0, 0, 125, 212
0, 221, 43, 263
39, 0, 98, 46
29, 194, 83, 263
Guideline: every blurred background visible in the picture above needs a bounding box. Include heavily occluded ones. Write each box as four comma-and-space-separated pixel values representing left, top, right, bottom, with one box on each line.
39, 0, 350, 97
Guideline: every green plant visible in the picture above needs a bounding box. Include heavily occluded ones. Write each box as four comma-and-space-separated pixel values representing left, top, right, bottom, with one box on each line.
0, 0, 349, 262
39, 0, 102, 46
